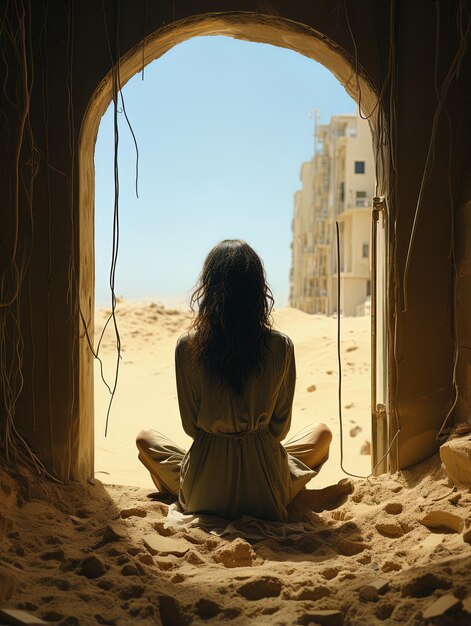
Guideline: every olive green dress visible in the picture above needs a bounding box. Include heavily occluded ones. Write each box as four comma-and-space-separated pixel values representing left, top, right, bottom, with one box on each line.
175, 330, 316, 522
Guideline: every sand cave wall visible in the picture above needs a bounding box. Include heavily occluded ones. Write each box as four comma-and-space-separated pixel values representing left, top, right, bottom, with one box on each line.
0, 0, 470, 482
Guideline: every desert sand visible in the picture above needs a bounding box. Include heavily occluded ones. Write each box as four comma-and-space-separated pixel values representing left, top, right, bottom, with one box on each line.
1, 300, 471, 625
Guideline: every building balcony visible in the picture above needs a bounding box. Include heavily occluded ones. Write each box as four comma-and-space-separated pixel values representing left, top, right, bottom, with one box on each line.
338, 271, 370, 280
341, 199, 371, 212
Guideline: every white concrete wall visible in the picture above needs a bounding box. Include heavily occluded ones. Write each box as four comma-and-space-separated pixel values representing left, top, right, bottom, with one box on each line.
345, 115, 375, 210
341, 275, 370, 316
351, 209, 371, 276
290, 160, 316, 308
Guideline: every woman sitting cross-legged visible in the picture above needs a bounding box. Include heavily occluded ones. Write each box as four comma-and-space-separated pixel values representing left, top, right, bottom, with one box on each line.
136, 239, 332, 522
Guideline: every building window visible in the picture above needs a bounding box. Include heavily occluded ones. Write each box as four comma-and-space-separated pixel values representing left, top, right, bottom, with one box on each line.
356, 191, 368, 207
354, 160, 365, 174
366, 280, 371, 297
362, 243, 369, 258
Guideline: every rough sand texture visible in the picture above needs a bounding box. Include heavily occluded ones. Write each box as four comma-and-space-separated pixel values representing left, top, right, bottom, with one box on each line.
1, 455, 471, 625
1, 302, 470, 625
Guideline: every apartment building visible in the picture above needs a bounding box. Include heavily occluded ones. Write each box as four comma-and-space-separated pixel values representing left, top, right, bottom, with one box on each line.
289, 113, 375, 316
289, 160, 316, 310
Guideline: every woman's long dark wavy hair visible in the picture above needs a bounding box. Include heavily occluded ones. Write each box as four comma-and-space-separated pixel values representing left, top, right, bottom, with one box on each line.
189, 240, 274, 395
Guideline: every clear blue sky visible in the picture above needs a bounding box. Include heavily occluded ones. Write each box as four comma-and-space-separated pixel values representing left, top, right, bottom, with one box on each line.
94, 36, 356, 308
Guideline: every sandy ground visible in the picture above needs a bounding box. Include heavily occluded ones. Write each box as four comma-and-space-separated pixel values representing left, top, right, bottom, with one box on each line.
1, 301, 471, 625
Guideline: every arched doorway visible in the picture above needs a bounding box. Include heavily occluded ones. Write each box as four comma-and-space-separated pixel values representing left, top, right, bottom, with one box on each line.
78, 13, 390, 481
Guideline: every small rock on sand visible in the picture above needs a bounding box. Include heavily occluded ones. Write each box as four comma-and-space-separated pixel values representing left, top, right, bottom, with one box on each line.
307, 384, 317, 392
360, 440, 371, 455
383, 480, 402, 493
375, 520, 405, 537
0, 609, 47, 625
359, 578, 389, 601
350, 426, 362, 437
440, 436, 471, 486
422, 594, 462, 619
297, 609, 343, 626
103, 523, 127, 543
212, 538, 257, 568
184, 550, 206, 565
121, 563, 140, 576
143, 534, 191, 557
419, 510, 464, 533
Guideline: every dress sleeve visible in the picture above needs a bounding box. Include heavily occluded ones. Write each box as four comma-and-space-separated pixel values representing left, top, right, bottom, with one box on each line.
175, 337, 200, 439
269, 337, 296, 442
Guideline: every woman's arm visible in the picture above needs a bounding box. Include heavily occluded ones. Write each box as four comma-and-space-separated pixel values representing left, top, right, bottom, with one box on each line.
175, 337, 200, 439
270, 337, 296, 442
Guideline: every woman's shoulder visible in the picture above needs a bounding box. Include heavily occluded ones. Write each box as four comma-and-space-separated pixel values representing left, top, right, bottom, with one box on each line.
176, 331, 195, 352
177, 329, 293, 356
268, 329, 294, 352
175, 332, 196, 371
176, 331, 194, 345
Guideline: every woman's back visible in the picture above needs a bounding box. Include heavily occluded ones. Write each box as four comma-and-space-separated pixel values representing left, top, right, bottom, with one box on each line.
177, 329, 293, 437
176, 329, 315, 521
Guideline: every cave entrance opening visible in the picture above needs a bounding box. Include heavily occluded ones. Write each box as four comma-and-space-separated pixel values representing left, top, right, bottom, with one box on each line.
79, 16, 390, 488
